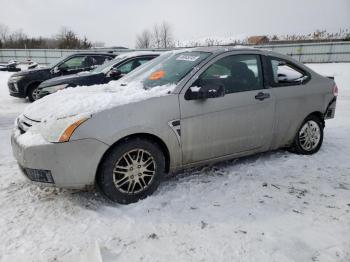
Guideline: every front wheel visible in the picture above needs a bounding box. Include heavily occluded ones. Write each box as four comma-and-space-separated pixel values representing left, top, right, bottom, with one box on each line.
97, 138, 165, 204
28, 84, 40, 102
291, 115, 324, 155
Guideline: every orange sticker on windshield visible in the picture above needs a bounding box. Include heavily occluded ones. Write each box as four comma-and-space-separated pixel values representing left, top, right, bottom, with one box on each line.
148, 70, 165, 80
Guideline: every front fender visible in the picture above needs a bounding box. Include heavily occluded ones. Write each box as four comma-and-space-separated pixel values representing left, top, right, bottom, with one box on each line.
70, 95, 182, 171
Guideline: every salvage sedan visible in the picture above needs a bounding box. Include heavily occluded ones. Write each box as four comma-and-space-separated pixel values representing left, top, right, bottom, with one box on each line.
11, 47, 337, 204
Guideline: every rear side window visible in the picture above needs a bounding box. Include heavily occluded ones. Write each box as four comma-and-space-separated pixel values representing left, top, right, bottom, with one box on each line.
197, 54, 263, 94
268, 57, 309, 86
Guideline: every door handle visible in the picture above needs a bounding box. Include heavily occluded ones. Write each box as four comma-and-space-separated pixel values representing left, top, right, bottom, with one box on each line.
255, 92, 270, 101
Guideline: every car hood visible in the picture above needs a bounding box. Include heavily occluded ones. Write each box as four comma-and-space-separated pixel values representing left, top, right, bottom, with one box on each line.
11, 67, 50, 77
23, 81, 176, 122
39, 71, 93, 88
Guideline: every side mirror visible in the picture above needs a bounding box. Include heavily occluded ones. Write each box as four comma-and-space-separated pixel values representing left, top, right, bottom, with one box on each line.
56, 65, 68, 74
185, 80, 225, 100
51, 66, 60, 74
109, 69, 122, 79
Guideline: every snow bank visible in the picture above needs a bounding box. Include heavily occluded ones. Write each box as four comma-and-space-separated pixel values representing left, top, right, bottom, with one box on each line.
1, 64, 350, 262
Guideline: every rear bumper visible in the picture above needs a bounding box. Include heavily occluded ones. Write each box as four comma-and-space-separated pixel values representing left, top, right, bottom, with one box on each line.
11, 131, 109, 189
325, 97, 337, 119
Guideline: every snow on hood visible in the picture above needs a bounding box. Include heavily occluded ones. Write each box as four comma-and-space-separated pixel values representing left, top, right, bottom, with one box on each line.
23, 80, 175, 122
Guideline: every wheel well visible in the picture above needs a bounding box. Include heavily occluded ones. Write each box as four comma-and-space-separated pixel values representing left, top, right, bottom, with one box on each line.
307, 111, 325, 127
25, 81, 41, 96
96, 133, 171, 179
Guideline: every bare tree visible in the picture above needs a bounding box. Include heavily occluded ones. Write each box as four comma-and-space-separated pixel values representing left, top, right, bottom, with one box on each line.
152, 24, 161, 48
9, 29, 27, 42
159, 21, 174, 48
135, 29, 152, 48
0, 23, 9, 42
56, 26, 91, 49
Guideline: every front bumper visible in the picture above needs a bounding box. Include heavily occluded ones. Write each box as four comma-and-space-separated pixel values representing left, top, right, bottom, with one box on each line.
11, 131, 109, 189
8, 81, 26, 98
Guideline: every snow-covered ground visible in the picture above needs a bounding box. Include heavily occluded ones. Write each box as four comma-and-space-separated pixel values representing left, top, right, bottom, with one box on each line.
0, 64, 349, 262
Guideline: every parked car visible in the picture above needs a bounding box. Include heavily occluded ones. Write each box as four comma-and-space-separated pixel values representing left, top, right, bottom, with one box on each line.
0, 60, 21, 72
11, 47, 337, 204
7, 52, 116, 101
37, 51, 161, 99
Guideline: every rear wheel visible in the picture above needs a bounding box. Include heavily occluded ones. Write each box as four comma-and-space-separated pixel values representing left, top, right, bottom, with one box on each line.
97, 138, 165, 204
290, 115, 324, 155
27, 83, 40, 102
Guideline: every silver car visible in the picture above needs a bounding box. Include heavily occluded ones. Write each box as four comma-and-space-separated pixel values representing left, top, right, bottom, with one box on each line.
11, 47, 338, 204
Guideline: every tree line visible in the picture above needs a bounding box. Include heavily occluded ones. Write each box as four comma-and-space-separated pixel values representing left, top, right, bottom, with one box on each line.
135, 21, 175, 49
136, 25, 350, 48
0, 24, 95, 49
1, 21, 349, 50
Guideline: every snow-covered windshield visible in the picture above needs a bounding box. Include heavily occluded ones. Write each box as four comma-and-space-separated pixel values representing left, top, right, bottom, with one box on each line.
90, 57, 125, 74
120, 50, 211, 89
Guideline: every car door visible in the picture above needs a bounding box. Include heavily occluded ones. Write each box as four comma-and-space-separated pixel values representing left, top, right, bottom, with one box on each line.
179, 53, 275, 165
264, 56, 312, 149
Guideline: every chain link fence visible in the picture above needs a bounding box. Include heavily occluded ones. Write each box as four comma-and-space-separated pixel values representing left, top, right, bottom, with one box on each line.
0, 41, 350, 65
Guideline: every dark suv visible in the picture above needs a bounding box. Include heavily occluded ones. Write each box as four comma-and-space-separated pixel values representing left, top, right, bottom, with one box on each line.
37, 52, 160, 99
7, 52, 116, 101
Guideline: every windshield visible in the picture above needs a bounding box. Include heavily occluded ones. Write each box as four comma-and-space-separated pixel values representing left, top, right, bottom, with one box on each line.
120, 50, 211, 89
91, 56, 125, 74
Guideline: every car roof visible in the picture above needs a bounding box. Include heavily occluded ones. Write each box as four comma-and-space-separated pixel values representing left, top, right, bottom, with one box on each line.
115, 51, 162, 59
186, 45, 266, 54
68, 52, 116, 57
183, 46, 301, 64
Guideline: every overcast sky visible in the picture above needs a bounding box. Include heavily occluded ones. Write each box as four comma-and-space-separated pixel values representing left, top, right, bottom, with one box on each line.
1, 0, 349, 47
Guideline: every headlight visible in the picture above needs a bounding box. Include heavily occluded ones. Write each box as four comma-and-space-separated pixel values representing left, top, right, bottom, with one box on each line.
40, 115, 90, 143
58, 117, 89, 142
13, 83, 19, 92
44, 84, 68, 94
9, 76, 24, 82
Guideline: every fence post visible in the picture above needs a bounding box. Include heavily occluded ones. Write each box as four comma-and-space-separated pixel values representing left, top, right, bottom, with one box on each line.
328, 43, 334, 63
44, 49, 47, 65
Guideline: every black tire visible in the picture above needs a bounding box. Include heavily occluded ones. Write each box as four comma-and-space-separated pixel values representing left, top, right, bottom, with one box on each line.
27, 83, 40, 102
97, 138, 165, 204
290, 115, 324, 155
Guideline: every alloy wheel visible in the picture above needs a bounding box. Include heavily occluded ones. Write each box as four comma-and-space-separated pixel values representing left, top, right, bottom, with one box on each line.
113, 149, 156, 194
32, 87, 40, 101
299, 120, 321, 151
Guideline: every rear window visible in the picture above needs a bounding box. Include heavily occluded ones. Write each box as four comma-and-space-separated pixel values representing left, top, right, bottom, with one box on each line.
269, 57, 309, 86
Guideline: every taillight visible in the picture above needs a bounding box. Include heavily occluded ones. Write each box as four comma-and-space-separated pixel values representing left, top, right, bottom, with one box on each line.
332, 84, 338, 97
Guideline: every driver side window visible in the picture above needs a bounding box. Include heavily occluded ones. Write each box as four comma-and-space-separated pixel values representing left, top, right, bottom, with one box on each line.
59, 56, 86, 70
117, 58, 151, 75
195, 54, 263, 94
